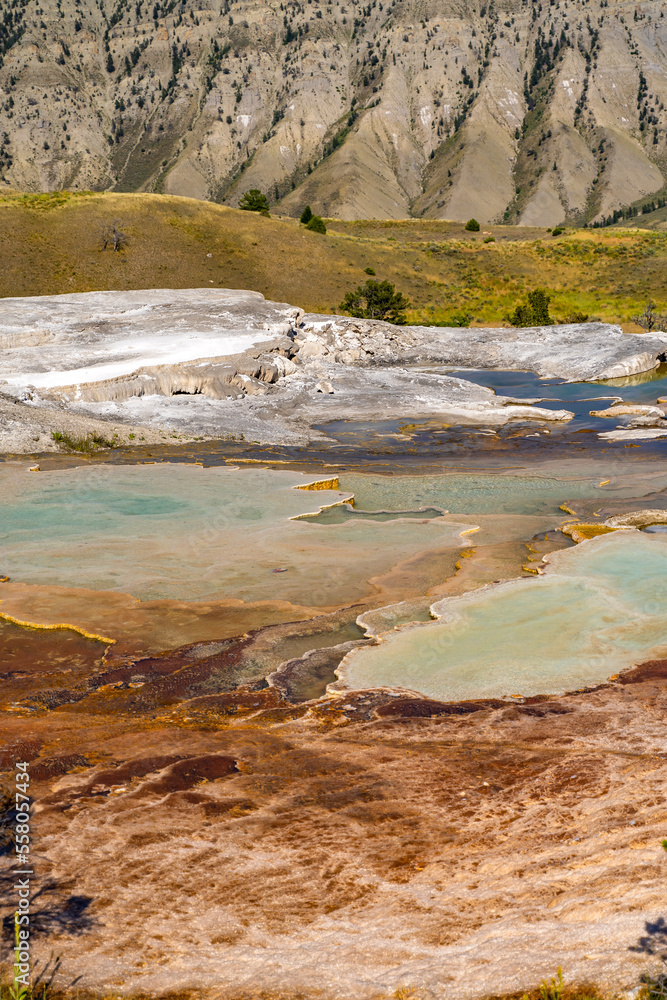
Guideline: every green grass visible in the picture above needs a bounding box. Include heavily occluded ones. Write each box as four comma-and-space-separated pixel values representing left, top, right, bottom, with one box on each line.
51, 431, 118, 452
1, 190, 667, 330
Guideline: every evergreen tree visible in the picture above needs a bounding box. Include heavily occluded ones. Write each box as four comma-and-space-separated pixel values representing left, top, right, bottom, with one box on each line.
238, 189, 270, 212
300, 205, 313, 224
340, 279, 411, 325
305, 214, 326, 233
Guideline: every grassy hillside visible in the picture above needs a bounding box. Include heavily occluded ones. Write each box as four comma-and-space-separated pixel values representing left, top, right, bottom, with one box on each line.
2, 190, 667, 330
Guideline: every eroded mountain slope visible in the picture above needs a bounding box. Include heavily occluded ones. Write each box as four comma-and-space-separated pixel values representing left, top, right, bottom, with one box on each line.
0, 0, 666, 223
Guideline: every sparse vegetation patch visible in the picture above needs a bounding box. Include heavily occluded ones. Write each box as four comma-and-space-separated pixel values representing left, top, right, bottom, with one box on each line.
51, 431, 118, 452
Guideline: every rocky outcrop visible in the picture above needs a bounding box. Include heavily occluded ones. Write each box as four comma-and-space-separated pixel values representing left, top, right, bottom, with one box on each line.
299, 315, 667, 382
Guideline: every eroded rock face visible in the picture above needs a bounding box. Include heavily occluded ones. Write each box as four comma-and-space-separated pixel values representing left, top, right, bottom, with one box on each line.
1, 0, 666, 227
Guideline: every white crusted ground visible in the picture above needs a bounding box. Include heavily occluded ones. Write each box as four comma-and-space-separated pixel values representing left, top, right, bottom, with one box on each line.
0, 288, 299, 389
4, 288, 667, 452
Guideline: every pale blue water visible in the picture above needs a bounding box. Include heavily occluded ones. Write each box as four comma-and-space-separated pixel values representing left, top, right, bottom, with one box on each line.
337, 470, 667, 516
339, 531, 667, 700
0, 464, 467, 605
4, 460, 667, 698
4, 463, 667, 603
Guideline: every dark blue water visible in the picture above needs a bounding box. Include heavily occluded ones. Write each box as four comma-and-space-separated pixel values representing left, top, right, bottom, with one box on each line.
446, 367, 667, 432
313, 367, 667, 449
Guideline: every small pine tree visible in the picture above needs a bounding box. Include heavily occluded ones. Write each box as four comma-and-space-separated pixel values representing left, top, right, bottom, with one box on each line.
238, 189, 270, 212
106, 52, 115, 73
300, 205, 313, 224
339, 279, 411, 325
464, 218, 480, 231
305, 215, 326, 233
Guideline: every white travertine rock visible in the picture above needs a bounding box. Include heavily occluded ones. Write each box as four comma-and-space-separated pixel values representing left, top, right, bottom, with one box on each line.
598, 427, 667, 441
606, 510, 667, 527
300, 314, 667, 382
0, 288, 302, 390
589, 403, 666, 418
15, 288, 667, 451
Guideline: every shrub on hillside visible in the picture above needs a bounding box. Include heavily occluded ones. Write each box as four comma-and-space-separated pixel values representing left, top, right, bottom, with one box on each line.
239, 189, 270, 213
339, 279, 411, 325
300, 205, 313, 224
509, 288, 553, 327
447, 311, 472, 327
305, 215, 326, 233
100, 219, 128, 252
464, 218, 480, 232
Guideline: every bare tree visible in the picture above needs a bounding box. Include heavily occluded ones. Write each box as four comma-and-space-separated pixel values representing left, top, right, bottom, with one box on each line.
100, 219, 128, 252
633, 299, 667, 333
